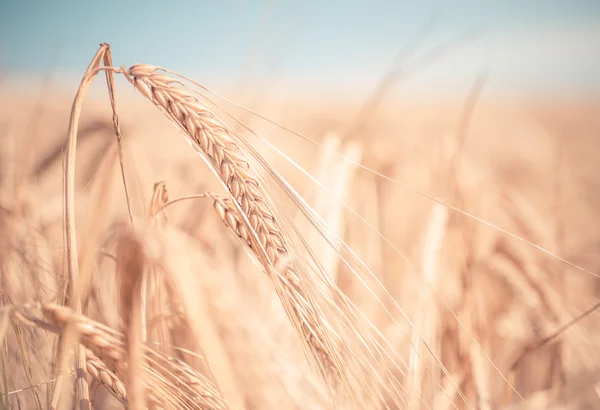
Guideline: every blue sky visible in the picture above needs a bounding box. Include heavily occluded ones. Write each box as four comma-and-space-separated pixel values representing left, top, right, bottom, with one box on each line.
1, 1, 600, 96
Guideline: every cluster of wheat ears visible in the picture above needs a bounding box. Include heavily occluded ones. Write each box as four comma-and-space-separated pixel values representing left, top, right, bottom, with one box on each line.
1, 43, 599, 410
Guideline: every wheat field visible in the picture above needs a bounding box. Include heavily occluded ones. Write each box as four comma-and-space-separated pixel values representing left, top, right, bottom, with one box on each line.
1, 44, 600, 409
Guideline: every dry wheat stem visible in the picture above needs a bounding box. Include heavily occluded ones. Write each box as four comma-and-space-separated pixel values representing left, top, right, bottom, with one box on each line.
60, 43, 116, 410
123, 65, 340, 380
115, 230, 147, 410
101, 49, 135, 227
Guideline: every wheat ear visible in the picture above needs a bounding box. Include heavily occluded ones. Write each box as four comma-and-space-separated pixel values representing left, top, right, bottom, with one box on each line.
10, 304, 227, 410
123, 65, 339, 378
85, 351, 128, 405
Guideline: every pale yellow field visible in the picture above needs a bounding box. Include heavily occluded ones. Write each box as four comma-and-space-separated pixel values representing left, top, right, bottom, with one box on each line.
1, 62, 600, 409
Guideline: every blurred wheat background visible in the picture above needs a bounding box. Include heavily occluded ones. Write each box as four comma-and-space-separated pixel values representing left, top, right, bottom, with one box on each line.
1, 1, 600, 409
